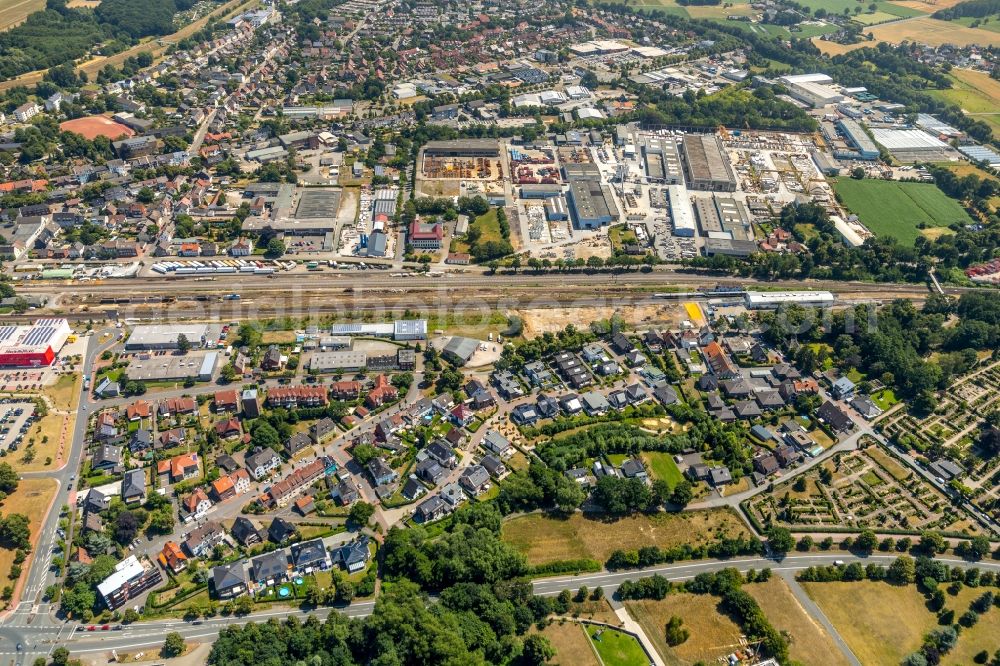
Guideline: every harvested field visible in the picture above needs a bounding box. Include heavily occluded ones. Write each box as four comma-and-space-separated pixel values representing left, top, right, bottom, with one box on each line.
866, 16, 1000, 46
0, 0, 44, 31
501, 509, 750, 566
518, 304, 680, 337
811, 38, 866, 55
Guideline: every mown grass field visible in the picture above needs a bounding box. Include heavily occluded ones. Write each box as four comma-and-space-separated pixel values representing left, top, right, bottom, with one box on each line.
586, 625, 648, 666
501, 509, 750, 566
640, 451, 683, 488
832, 179, 970, 245
803, 582, 932, 665
626, 593, 742, 665
746, 578, 851, 666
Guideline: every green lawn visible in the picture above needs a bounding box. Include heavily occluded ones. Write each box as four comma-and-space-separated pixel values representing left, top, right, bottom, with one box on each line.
871, 388, 898, 411
832, 179, 971, 246
789, 0, 924, 15
640, 451, 683, 488
586, 625, 648, 666
952, 15, 1000, 33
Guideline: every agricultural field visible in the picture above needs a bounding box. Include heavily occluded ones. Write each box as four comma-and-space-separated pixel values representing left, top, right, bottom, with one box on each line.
746, 578, 851, 666
626, 0, 689, 17
832, 179, 971, 245
790, 0, 925, 14
866, 16, 1000, 46
747, 446, 976, 534
929, 69, 1000, 136
501, 509, 750, 566
626, 593, 743, 665
810, 37, 866, 55
803, 582, 933, 665
0, 0, 45, 31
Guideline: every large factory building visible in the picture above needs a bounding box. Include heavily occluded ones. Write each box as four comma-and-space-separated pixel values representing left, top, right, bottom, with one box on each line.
0, 318, 71, 367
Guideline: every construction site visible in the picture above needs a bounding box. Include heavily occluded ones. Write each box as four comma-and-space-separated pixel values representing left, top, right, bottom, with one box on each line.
416, 138, 507, 199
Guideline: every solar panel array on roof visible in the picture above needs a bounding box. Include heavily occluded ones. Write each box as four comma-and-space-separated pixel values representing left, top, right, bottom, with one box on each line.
23, 326, 56, 346
0, 327, 17, 343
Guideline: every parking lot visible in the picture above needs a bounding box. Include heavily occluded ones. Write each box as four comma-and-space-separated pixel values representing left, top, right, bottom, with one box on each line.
0, 400, 37, 452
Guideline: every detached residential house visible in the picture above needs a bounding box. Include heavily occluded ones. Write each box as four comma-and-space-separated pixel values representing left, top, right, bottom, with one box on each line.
290, 538, 331, 574
183, 521, 226, 558
245, 447, 281, 480
182, 488, 213, 520
330, 536, 371, 573
250, 551, 290, 589
231, 517, 263, 547
459, 465, 490, 496
482, 430, 512, 457
212, 562, 248, 599
122, 469, 146, 504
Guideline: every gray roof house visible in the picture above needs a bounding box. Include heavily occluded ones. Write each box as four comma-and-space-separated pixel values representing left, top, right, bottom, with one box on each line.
122, 468, 146, 503
250, 551, 290, 587
212, 562, 248, 599
459, 465, 490, 495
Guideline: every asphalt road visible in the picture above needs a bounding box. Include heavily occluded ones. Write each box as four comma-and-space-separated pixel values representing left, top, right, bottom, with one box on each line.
0, 329, 117, 661
3, 553, 998, 660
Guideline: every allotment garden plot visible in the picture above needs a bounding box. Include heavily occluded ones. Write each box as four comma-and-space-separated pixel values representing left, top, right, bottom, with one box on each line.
878, 359, 1000, 530
748, 446, 974, 534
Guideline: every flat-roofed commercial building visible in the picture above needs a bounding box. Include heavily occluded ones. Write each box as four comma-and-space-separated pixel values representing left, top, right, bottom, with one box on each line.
681, 134, 736, 192
421, 139, 500, 158
307, 351, 368, 372
835, 118, 879, 160
567, 180, 616, 230
666, 185, 695, 237
125, 324, 212, 351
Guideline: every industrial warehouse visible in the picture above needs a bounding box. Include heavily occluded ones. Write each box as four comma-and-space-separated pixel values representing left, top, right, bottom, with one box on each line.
0, 318, 71, 367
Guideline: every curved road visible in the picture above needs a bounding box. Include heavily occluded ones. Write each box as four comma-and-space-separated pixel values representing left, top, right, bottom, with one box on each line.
0, 329, 117, 661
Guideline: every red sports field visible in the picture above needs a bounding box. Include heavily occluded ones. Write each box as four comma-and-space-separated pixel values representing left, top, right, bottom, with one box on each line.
59, 116, 135, 141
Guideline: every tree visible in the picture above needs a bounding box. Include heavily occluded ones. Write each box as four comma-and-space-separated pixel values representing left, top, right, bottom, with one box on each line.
114, 511, 139, 545
335, 580, 355, 604
766, 526, 795, 555
855, 529, 878, 554
351, 444, 378, 466
0, 462, 19, 494
265, 238, 286, 258
348, 501, 375, 527
665, 615, 689, 646
888, 555, 916, 584
163, 632, 185, 657
920, 531, 947, 555
176, 333, 190, 353
669, 479, 693, 508
520, 634, 555, 665
50, 647, 70, 666
0, 514, 30, 550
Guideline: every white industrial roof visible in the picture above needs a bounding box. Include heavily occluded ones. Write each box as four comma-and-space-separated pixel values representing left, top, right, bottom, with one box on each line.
745, 291, 835, 305
780, 73, 833, 85
666, 185, 696, 235
577, 107, 605, 120
871, 128, 949, 151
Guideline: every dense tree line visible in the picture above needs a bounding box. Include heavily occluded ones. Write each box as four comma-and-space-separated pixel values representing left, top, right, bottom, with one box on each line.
382, 504, 528, 592
0, 0, 219, 81
208, 580, 558, 666
933, 0, 1000, 20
